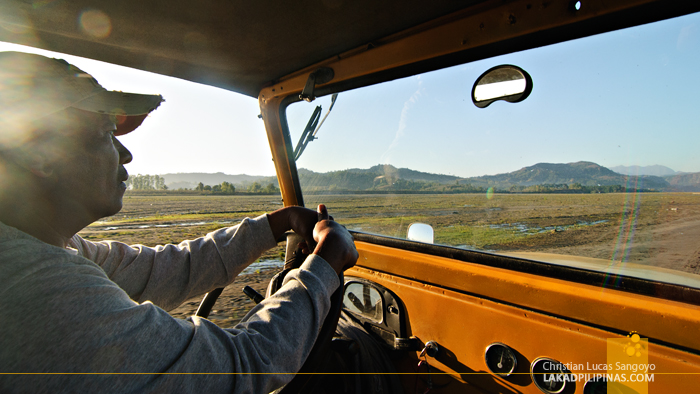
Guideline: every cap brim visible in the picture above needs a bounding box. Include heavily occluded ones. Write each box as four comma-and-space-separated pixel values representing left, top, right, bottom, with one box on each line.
72, 90, 164, 135
113, 114, 150, 136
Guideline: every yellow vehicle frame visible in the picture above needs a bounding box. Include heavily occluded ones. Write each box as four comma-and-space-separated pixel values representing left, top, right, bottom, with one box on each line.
2, 0, 699, 392
259, 0, 700, 392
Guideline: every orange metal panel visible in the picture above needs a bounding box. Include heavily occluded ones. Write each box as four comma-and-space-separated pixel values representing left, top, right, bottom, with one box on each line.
345, 265, 700, 393
349, 241, 700, 353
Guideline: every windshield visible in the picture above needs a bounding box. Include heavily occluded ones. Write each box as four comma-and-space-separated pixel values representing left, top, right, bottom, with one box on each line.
286, 12, 700, 288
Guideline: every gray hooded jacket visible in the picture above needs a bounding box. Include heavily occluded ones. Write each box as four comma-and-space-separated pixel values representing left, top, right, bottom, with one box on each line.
0, 215, 339, 394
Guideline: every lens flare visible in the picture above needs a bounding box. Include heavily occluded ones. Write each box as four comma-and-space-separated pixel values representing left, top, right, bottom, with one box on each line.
602, 176, 642, 290
486, 187, 494, 199
32, 0, 59, 10
79, 9, 112, 39
0, 8, 33, 35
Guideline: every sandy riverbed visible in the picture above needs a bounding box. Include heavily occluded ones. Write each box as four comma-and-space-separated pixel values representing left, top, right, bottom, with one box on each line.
168, 267, 280, 325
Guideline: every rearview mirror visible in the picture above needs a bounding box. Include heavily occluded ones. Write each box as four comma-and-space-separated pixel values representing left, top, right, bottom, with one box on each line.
472, 65, 533, 108
407, 223, 434, 244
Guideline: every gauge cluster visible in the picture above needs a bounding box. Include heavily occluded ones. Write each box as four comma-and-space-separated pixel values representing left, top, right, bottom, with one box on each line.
482, 346, 579, 394
344, 277, 659, 394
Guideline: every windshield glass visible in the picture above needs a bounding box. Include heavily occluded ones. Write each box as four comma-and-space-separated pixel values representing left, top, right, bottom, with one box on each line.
286, 12, 700, 288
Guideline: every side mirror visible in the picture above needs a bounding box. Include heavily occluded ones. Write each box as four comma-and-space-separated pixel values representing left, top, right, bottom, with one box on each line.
407, 223, 434, 244
472, 65, 533, 108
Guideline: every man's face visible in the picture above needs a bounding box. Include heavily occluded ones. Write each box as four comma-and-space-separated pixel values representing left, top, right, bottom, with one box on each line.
45, 108, 133, 222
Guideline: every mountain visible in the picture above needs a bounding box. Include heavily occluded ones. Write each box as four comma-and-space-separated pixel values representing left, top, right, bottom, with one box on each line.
459, 161, 669, 190
158, 162, 700, 192
296, 165, 460, 191
610, 165, 677, 177
664, 172, 700, 192
346, 164, 459, 183
158, 166, 455, 191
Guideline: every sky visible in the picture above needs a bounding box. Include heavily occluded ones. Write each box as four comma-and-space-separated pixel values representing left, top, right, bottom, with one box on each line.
0, 41, 273, 176
1, 11, 699, 178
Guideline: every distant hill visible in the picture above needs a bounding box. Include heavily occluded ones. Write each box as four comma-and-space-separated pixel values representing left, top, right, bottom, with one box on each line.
610, 165, 677, 177
346, 164, 459, 183
296, 165, 460, 191
459, 161, 669, 190
664, 172, 700, 191
608, 165, 700, 191
158, 162, 700, 192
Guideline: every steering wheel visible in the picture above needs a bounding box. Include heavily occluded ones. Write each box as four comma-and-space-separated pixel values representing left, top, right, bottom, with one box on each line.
195, 232, 345, 393
269, 232, 345, 393
270, 268, 344, 393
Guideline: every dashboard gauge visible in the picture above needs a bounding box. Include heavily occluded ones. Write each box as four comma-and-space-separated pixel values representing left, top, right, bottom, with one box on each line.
583, 376, 627, 394
531, 357, 575, 394
484, 343, 517, 377
583, 376, 606, 394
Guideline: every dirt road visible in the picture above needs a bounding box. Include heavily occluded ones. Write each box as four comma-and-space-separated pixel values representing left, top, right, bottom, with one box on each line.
538, 210, 700, 275
168, 268, 278, 325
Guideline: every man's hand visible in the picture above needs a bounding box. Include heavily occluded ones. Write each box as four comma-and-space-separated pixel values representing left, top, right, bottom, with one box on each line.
267, 204, 357, 275
267, 206, 318, 247
312, 204, 358, 275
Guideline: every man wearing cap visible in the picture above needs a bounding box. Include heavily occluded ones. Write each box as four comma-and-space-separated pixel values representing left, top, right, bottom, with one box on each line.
0, 51, 358, 393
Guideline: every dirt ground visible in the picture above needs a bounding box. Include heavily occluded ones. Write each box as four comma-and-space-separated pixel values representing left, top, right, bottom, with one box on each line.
168, 268, 279, 326
518, 193, 700, 275
81, 192, 700, 323
537, 214, 700, 274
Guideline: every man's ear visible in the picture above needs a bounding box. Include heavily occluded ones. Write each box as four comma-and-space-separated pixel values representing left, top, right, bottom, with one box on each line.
27, 153, 54, 178
3, 147, 54, 178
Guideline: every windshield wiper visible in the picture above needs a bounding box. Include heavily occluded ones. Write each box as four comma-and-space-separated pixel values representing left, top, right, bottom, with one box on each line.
293, 93, 338, 161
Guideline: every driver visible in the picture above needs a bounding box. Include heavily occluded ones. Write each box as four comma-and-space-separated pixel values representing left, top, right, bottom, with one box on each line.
0, 51, 358, 393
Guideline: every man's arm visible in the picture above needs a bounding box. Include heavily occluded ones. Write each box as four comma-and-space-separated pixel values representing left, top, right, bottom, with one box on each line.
70, 205, 356, 310
1, 205, 357, 393
0, 245, 339, 393
69, 214, 277, 311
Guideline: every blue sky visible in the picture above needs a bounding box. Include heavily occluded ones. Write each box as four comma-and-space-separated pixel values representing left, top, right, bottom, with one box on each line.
289, 11, 700, 177
2, 11, 699, 178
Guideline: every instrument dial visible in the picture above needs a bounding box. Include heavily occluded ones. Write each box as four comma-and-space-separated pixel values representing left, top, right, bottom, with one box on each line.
484, 343, 517, 377
531, 357, 575, 394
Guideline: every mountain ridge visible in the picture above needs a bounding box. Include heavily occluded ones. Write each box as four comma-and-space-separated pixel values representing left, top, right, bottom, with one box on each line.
158, 162, 700, 192
610, 165, 678, 177
460, 161, 669, 189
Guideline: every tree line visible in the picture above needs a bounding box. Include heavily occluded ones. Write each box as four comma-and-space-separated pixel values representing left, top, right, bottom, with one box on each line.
126, 175, 281, 195
300, 171, 655, 194
194, 181, 279, 195
195, 181, 236, 194
126, 174, 167, 190
127, 172, 651, 195
505, 183, 641, 193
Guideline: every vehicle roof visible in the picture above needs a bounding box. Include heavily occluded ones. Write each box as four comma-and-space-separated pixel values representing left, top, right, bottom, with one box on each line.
1, 1, 698, 99
0, 0, 485, 98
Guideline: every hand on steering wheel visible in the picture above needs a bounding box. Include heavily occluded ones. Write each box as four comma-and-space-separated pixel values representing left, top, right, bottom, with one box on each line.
311, 204, 358, 275
199, 204, 357, 394
271, 204, 357, 393
268, 204, 357, 274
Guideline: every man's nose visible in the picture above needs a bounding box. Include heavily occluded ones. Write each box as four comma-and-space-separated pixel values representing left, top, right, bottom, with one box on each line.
114, 137, 133, 164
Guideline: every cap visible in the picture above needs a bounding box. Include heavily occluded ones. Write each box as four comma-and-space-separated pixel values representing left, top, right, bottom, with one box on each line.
0, 51, 164, 147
